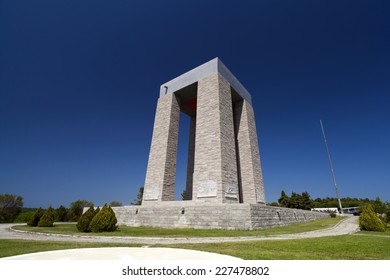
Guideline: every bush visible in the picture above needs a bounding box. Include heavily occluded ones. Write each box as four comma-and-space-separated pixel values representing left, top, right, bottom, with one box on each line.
77, 206, 97, 232
89, 204, 117, 233
38, 206, 55, 227
27, 208, 44, 227
14, 211, 35, 223
55, 205, 68, 222
329, 212, 337, 218
359, 204, 386, 232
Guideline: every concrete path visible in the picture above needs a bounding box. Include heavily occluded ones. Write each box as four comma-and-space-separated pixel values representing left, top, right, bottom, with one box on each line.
1, 247, 241, 260
0, 216, 359, 245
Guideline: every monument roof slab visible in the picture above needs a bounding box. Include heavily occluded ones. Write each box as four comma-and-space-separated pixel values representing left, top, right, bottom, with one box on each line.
160, 58, 252, 105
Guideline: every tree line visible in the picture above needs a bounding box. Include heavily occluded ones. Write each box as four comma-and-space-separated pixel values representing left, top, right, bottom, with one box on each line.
270, 190, 390, 217
0, 193, 123, 223
274, 191, 314, 210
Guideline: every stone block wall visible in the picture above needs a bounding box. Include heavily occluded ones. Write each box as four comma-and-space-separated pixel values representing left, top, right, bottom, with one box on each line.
112, 203, 329, 230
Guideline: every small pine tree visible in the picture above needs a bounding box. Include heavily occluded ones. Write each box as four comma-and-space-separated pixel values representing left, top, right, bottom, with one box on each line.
181, 189, 187, 200
89, 204, 118, 232
55, 205, 68, 222
359, 204, 386, 232
107, 205, 118, 231
131, 187, 144, 205
301, 191, 314, 210
290, 192, 300, 209
329, 212, 337, 218
77, 206, 97, 232
27, 208, 44, 227
38, 206, 55, 227
385, 203, 390, 224
278, 190, 290, 208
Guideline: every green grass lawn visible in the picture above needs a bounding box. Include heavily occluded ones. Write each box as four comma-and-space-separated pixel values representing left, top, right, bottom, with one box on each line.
12, 216, 344, 237
1, 233, 389, 259
162, 234, 390, 259
354, 225, 390, 237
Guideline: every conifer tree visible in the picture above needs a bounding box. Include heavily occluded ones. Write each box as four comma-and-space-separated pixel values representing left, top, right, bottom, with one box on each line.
278, 190, 290, 207
27, 208, 44, 227
38, 206, 55, 227
359, 204, 386, 232
89, 204, 118, 232
77, 205, 97, 232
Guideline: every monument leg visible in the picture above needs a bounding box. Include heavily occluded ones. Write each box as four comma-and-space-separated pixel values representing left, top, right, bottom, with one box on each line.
143, 93, 180, 203
234, 100, 266, 204
193, 73, 239, 203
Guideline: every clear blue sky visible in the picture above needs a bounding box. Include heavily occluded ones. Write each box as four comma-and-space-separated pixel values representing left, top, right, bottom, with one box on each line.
1, 1, 389, 208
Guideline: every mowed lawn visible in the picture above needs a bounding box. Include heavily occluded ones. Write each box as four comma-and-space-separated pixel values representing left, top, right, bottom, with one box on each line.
1, 233, 389, 259
163, 233, 390, 259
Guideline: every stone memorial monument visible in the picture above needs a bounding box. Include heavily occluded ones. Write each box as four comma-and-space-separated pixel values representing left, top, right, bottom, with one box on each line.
113, 58, 328, 229
143, 57, 265, 205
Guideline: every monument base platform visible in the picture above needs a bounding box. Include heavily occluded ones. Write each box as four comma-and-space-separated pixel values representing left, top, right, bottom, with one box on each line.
111, 202, 329, 230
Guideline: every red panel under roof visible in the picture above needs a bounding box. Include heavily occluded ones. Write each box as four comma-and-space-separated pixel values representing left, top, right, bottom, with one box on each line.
183, 98, 197, 114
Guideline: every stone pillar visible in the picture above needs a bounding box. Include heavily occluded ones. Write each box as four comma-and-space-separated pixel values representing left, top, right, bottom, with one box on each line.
143, 93, 180, 203
192, 73, 239, 203
185, 116, 196, 200
234, 100, 266, 204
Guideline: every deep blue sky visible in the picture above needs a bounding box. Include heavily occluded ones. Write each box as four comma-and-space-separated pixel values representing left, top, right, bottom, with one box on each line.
1, 0, 389, 208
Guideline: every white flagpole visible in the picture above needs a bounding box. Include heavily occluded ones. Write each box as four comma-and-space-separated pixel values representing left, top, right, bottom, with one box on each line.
320, 120, 343, 213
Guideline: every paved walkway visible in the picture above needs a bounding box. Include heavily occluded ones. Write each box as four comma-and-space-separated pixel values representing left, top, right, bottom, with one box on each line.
1, 247, 241, 260
0, 216, 359, 245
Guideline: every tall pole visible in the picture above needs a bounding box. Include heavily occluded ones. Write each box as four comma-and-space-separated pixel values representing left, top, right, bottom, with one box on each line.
320, 120, 343, 213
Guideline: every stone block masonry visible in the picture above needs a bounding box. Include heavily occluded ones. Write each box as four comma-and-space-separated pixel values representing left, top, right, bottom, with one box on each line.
234, 100, 265, 204
143, 93, 180, 203
113, 203, 329, 230
192, 73, 239, 203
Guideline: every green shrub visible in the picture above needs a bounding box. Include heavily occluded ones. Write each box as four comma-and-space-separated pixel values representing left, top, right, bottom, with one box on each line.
38, 206, 55, 227
27, 208, 44, 227
329, 212, 337, 218
77, 206, 97, 232
89, 204, 117, 233
55, 205, 68, 222
14, 211, 35, 223
359, 204, 386, 232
